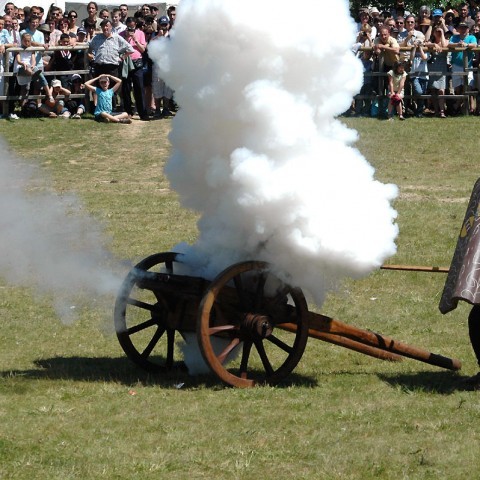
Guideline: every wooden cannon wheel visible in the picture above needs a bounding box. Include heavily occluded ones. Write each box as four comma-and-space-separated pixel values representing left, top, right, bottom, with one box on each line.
114, 252, 183, 372
197, 261, 309, 387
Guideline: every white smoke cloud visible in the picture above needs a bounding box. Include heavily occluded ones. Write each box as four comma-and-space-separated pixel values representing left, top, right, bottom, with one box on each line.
148, 0, 399, 305
0, 140, 123, 323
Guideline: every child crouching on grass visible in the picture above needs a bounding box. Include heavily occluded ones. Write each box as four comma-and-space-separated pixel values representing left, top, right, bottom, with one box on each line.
84, 74, 131, 124
387, 61, 407, 121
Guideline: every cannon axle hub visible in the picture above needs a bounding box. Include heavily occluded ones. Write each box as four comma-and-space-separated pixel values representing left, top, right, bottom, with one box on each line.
241, 313, 273, 339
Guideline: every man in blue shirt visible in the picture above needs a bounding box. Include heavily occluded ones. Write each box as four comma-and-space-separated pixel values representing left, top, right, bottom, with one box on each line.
449, 21, 477, 114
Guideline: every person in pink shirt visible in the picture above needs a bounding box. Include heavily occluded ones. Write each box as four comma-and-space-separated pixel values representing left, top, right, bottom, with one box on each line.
120, 17, 148, 120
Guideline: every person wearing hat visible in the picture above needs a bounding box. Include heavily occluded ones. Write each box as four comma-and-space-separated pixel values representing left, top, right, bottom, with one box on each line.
418, 18, 432, 41
65, 74, 86, 119
449, 20, 477, 114
369, 6, 380, 19
38, 78, 72, 118
431, 9, 449, 35
157, 16, 170, 34
75, 27, 88, 46
356, 8, 376, 39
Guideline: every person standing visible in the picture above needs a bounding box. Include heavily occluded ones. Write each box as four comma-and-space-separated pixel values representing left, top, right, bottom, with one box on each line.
119, 4, 129, 24
449, 21, 477, 114
67, 10, 79, 34
454, 2, 475, 30
374, 26, 400, 116
426, 27, 449, 117
120, 17, 148, 120
88, 19, 133, 78
111, 8, 126, 35
82, 2, 101, 32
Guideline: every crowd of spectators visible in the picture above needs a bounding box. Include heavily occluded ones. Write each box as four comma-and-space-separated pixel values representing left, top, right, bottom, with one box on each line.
0, 1, 176, 121
351, 1, 480, 118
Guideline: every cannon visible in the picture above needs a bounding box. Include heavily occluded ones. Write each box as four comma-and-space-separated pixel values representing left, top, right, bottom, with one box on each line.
114, 251, 461, 388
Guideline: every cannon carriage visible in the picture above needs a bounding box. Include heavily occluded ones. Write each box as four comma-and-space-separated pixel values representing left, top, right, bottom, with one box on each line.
114, 251, 461, 388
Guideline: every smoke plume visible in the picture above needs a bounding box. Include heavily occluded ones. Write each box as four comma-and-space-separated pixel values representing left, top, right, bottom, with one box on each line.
0, 140, 122, 323
146, 0, 398, 305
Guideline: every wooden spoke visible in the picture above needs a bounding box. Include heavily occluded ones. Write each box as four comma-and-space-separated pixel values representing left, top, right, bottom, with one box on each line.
114, 252, 183, 373
254, 340, 274, 376
239, 340, 253, 379
208, 325, 237, 335
217, 337, 241, 364
125, 317, 158, 335
126, 297, 159, 312
198, 260, 309, 387
266, 334, 294, 354
141, 326, 166, 359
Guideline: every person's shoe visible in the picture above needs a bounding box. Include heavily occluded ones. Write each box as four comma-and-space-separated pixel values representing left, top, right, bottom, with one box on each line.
139, 116, 150, 121
161, 108, 173, 117
119, 118, 132, 124
8, 113, 19, 120
71, 114, 81, 119
399, 115, 405, 121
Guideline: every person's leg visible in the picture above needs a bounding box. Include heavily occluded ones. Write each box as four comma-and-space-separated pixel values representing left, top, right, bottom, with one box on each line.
121, 73, 133, 116
468, 306, 480, 366
412, 77, 425, 116
99, 111, 131, 123
438, 89, 446, 117
387, 100, 394, 119
132, 67, 147, 119
396, 101, 404, 119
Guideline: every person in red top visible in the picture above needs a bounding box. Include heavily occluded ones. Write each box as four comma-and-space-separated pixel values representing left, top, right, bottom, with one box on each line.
120, 16, 148, 120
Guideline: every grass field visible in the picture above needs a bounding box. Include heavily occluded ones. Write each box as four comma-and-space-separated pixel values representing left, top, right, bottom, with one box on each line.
1, 116, 480, 479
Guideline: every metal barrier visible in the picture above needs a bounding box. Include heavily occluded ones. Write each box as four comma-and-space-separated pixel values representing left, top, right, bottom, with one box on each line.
0, 45, 90, 116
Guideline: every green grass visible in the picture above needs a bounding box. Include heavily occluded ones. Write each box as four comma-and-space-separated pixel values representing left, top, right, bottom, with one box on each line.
1, 117, 480, 479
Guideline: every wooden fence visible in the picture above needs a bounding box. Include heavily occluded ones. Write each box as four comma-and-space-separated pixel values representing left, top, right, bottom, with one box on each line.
0, 45, 90, 116
354, 45, 479, 115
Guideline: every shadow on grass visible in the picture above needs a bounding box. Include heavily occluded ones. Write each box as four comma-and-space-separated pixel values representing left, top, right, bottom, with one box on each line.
0, 356, 318, 389
378, 370, 477, 394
